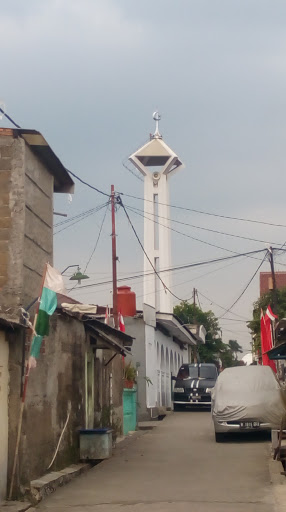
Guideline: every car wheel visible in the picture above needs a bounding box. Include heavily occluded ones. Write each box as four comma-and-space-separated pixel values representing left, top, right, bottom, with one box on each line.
215, 432, 225, 443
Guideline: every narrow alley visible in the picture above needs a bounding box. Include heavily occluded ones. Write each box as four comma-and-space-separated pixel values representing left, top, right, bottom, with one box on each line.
36, 411, 276, 512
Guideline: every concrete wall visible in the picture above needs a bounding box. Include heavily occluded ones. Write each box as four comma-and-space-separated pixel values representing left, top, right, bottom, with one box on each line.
8, 314, 86, 490
93, 345, 124, 436
22, 143, 53, 306
0, 131, 54, 322
7, 316, 126, 495
0, 131, 25, 323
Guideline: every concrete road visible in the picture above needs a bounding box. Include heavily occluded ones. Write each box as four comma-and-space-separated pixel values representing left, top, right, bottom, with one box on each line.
37, 410, 277, 512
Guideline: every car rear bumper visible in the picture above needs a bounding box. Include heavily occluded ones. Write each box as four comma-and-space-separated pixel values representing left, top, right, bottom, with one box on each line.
213, 418, 272, 433
174, 400, 211, 406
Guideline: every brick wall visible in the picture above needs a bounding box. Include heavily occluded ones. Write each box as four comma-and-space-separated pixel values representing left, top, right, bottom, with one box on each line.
260, 272, 286, 296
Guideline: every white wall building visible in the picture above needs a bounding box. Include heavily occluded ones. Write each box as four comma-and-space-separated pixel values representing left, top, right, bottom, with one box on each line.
129, 112, 184, 314
125, 114, 197, 420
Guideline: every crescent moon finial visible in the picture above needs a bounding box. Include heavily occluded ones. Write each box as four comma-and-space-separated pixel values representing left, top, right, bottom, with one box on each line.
152, 111, 162, 138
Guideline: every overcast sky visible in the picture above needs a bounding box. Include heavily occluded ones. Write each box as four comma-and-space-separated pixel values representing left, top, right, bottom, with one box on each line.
1, 0, 286, 351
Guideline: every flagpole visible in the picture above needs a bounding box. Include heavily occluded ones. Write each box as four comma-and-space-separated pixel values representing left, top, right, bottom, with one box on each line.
9, 263, 48, 500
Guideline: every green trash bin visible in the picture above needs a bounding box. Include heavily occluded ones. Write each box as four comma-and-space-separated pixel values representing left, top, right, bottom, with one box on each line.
123, 388, 137, 435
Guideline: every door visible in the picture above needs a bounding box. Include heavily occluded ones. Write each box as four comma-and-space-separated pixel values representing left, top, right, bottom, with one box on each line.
85, 349, 94, 429
0, 331, 9, 500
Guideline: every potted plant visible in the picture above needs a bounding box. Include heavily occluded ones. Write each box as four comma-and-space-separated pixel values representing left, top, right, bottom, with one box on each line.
124, 361, 137, 389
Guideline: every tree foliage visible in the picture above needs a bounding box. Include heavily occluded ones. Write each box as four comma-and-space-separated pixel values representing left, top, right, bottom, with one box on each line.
174, 302, 243, 368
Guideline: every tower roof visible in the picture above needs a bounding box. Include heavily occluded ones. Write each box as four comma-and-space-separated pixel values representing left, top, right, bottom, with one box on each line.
129, 114, 184, 176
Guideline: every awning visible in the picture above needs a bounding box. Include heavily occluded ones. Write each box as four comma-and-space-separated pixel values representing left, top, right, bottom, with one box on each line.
86, 321, 133, 357
156, 313, 197, 346
60, 304, 133, 357
267, 342, 286, 360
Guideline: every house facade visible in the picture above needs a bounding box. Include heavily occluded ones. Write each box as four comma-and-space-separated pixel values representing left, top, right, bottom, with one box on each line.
0, 128, 132, 501
122, 303, 197, 421
0, 127, 74, 500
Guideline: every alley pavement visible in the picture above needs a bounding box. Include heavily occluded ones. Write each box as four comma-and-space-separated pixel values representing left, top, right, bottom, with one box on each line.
36, 410, 281, 512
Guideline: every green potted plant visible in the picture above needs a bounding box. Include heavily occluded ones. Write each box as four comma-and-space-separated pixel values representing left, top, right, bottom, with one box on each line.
124, 361, 137, 389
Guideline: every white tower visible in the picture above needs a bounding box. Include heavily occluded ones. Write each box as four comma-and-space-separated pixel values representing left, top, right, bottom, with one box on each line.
129, 113, 184, 313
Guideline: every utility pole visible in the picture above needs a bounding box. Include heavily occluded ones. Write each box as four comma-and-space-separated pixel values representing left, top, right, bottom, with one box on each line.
193, 287, 196, 307
268, 246, 278, 315
111, 185, 118, 329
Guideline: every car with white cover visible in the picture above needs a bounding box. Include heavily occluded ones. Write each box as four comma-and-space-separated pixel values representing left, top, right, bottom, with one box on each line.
212, 365, 286, 442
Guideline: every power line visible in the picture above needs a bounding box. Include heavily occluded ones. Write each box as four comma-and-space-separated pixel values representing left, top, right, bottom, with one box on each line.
197, 290, 249, 320
119, 197, 186, 302
54, 205, 108, 227
125, 203, 282, 246
218, 252, 268, 320
125, 204, 265, 259
196, 289, 202, 309
120, 192, 286, 228
68, 245, 270, 292
54, 202, 109, 234
0, 107, 111, 199
84, 204, 109, 272
0, 107, 21, 128
1, 107, 286, 231
135, 255, 247, 302
66, 169, 110, 197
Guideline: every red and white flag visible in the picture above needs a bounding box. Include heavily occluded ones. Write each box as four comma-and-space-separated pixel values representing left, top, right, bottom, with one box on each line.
104, 305, 109, 325
119, 311, 125, 332
261, 306, 277, 373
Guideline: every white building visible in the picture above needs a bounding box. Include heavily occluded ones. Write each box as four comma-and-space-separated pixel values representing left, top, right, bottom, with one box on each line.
125, 114, 197, 420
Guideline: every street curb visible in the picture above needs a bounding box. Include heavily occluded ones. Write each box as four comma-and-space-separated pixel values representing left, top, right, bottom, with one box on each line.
29, 463, 92, 504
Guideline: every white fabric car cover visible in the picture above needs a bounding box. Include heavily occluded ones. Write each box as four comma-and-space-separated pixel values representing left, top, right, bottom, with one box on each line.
212, 365, 286, 428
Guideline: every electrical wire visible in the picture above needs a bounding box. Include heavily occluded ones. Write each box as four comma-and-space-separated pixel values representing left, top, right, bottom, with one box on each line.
84, 204, 109, 272
54, 202, 109, 234
67, 247, 272, 292
125, 204, 264, 258
218, 252, 268, 320
0, 107, 21, 128
120, 192, 286, 228
135, 255, 248, 302
66, 169, 110, 197
119, 197, 186, 302
196, 289, 202, 309
125, 203, 282, 246
2, 107, 286, 230
197, 290, 250, 320
54, 205, 108, 227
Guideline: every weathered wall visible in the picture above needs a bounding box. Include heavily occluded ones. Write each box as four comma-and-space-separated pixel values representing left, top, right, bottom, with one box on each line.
0, 130, 25, 323
93, 346, 123, 436
8, 314, 86, 489
0, 131, 54, 320
22, 144, 53, 307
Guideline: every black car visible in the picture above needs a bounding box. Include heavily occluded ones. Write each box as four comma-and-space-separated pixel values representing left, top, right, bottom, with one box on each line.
173, 363, 218, 410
